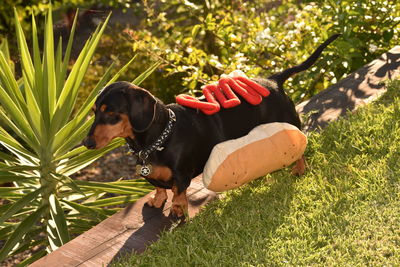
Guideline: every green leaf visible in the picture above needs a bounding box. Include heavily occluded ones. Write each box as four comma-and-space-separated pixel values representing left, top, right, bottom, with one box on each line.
0, 51, 25, 110
53, 173, 86, 196
0, 108, 33, 149
75, 180, 152, 195
70, 62, 116, 121
55, 37, 62, 87
23, 76, 47, 146
62, 200, 109, 220
44, 5, 56, 116
0, 84, 40, 153
52, 117, 93, 157
15, 247, 46, 266
0, 205, 47, 262
83, 195, 141, 207
0, 224, 15, 240
0, 187, 45, 225
14, 8, 34, 91
49, 40, 91, 137
0, 165, 38, 172
48, 194, 70, 249
132, 61, 162, 86
191, 24, 202, 38
10, 237, 45, 256
31, 13, 43, 108
67, 218, 97, 232
60, 138, 124, 176
51, 13, 112, 136
0, 4, 165, 262
0, 150, 14, 161
0, 39, 11, 67
0, 127, 38, 161
54, 145, 86, 162
106, 54, 137, 86
56, 9, 78, 98
383, 30, 394, 42
0, 187, 24, 193
0, 172, 35, 183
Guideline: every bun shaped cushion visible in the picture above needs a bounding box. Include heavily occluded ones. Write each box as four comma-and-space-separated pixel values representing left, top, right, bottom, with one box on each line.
203, 122, 307, 192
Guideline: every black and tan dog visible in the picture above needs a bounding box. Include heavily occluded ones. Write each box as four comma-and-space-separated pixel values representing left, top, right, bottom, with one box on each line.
83, 34, 340, 217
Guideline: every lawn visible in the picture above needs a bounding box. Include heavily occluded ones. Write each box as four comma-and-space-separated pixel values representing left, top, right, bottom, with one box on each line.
114, 80, 400, 266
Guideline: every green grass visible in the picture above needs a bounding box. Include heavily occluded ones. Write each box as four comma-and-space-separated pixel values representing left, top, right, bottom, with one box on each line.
114, 80, 400, 267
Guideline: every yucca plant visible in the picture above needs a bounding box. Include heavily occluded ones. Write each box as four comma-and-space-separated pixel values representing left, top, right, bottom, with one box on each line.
0, 6, 157, 265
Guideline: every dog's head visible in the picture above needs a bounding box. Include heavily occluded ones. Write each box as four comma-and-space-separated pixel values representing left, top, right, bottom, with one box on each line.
83, 81, 158, 149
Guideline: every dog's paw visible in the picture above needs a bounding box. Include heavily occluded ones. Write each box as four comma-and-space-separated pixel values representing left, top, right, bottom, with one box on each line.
146, 197, 166, 208
171, 203, 187, 218
146, 189, 168, 208
291, 156, 306, 176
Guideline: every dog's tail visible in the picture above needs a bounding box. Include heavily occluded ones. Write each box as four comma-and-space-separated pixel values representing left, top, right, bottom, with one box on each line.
268, 34, 341, 87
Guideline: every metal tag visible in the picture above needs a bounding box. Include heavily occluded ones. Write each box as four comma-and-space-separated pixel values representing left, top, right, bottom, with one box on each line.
136, 164, 153, 177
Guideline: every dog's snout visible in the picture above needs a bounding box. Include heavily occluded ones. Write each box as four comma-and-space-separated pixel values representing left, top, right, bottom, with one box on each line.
83, 137, 96, 149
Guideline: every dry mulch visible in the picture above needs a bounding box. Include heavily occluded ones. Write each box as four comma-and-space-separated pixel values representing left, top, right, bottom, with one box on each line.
73, 145, 139, 182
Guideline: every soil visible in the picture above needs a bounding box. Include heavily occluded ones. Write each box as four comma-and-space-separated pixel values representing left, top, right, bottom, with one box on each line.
72, 146, 139, 182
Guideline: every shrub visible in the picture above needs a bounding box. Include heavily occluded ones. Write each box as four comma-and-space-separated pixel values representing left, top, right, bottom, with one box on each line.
125, 0, 399, 103
0, 0, 133, 38
0, 6, 156, 264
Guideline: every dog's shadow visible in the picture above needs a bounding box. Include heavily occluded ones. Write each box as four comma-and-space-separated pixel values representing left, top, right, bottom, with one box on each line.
107, 198, 186, 265
108, 175, 296, 266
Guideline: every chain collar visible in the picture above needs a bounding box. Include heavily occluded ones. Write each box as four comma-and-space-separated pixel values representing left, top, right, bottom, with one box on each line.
128, 109, 176, 162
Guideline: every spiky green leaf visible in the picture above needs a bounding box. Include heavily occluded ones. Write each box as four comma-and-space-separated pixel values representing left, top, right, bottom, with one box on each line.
0, 205, 47, 262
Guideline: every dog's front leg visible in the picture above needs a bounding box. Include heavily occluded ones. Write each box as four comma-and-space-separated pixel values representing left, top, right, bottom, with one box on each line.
146, 187, 168, 208
171, 185, 188, 217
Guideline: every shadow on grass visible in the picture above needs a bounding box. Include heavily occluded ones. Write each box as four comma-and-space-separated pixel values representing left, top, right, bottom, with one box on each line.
298, 47, 400, 132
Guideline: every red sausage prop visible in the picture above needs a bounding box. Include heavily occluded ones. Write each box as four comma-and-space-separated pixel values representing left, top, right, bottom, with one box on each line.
176, 76, 270, 115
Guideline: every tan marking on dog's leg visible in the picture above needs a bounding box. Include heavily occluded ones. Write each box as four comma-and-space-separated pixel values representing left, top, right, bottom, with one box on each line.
292, 155, 306, 176
146, 166, 172, 182
171, 185, 188, 217
146, 187, 168, 208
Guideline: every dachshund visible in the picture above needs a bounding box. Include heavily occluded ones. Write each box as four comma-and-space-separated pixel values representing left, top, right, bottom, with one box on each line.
83, 34, 340, 217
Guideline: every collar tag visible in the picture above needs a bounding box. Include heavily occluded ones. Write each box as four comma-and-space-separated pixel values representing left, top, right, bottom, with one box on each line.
136, 164, 153, 176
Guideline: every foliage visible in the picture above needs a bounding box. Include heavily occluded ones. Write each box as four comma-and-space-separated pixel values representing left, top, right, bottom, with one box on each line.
0, 0, 133, 39
0, 0, 48, 37
128, 0, 271, 98
0, 7, 156, 264
114, 80, 400, 266
1, 1, 399, 105
125, 0, 400, 103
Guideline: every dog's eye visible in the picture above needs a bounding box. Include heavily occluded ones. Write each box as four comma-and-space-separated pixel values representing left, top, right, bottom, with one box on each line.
105, 113, 121, 124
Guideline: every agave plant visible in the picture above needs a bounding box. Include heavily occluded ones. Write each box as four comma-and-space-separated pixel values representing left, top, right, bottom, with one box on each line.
0, 7, 157, 264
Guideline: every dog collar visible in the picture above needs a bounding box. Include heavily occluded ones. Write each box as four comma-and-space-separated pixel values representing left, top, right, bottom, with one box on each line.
128, 109, 176, 176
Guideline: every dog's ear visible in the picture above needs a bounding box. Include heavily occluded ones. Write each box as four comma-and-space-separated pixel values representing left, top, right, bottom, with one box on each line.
124, 87, 157, 132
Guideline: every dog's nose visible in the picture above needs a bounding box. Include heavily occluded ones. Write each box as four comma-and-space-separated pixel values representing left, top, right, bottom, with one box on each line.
83, 137, 96, 149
